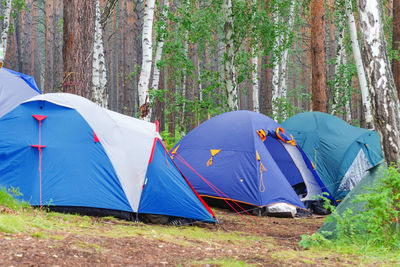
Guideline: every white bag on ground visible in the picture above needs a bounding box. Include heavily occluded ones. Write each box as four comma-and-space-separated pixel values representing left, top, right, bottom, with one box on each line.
265, 203, 297, 218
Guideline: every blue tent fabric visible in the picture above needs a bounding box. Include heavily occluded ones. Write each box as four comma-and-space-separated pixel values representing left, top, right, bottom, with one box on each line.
3, 68, 41, 93
0, 98, 215, 222
0, 67, 41, 118
281, 112, 384, 201
172, 111, 328, 209
0, 101, 132, 211
139, 140, 215, 222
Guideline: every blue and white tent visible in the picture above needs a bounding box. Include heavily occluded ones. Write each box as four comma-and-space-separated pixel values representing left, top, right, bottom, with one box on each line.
0, 93, 215, 222
171, 111, 329, 212
0, 67, 40, 118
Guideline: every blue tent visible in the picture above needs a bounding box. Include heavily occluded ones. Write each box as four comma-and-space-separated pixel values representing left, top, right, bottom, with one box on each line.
0, 93, 215, 223
0, 67, 41, 118
171, 111, 329, 210
281, 112, 383, 201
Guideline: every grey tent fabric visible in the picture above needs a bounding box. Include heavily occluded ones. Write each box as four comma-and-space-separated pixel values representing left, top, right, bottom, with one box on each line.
318, 162, 386, 237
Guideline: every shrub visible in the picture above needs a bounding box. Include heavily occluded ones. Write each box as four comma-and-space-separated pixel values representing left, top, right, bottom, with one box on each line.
300, 165, 400, 251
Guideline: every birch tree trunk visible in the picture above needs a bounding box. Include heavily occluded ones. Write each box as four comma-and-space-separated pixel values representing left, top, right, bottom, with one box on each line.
150, 0, 169, 120
222, 0, 238, 110
138, 0, 155, 121
357, 0, 400, 165
0, 0, 11, 65
278, 2, 295, 102
252, 47, 259, 112
310, 0, 327, 112
346, 0, 373, 128
92, 0, 108, 108
271, 13, 282, 104
271, 2, 295, 119
331, 14, 346, 116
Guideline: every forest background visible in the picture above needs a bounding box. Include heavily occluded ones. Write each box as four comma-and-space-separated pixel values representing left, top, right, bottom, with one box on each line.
1, 0, 399, 163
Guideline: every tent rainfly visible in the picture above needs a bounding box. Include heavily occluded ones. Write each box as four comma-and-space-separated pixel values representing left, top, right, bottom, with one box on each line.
281, 112, 383, 201
0, 67, 41, 118
0, 93, 215, 223
171, 111, 330, 216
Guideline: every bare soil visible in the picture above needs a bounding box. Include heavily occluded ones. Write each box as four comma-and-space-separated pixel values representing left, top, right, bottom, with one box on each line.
0, 209, 360, 266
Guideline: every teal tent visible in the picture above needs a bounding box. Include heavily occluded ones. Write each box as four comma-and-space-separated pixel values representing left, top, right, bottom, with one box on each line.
281, 112, 383, 201
318, 162, 386, 237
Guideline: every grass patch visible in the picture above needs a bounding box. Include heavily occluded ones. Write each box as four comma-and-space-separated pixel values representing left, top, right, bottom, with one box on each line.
190, 257, 255, 266
0, 188, 30, 211
73, 240, 105, 253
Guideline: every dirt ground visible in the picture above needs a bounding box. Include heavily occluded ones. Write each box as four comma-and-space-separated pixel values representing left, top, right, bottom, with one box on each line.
0, 208, 367, 266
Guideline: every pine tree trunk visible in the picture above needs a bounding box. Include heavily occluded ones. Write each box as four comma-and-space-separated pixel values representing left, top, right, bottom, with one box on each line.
92, 0, 108, 107
138, 0, 155, 120
45, 0, 54, 90
31, 1, 40, 87
357, 0, 400, 165
63, 0, 96, 97
126, 0, 137, 116
0, 0, 11, 65
22, 0, 33, 75
222, 0, 238, 110
347, 0, 373, 127
310, 0, 327, 112
260, 55, 272, 115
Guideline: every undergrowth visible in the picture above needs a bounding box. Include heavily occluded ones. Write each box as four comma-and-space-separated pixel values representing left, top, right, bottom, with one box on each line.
0, 187, 30, 211
300, 164, 400, 252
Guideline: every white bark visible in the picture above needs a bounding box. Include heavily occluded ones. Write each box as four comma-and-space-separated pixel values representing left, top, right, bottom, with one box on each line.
222, 0, 238, 110
251, 0, 259, 113
0, 0, 12, 64
92, 0, 108, 108
357, 0, 400, 164
138, 0, 155, 121
252, 48, 259, 112
271, 14, 282, 103
279, 2, 295, 101
331, 15, 346, 116
150, 0, 169, 121
346, 0, 373, 127
271, 2, 295, 119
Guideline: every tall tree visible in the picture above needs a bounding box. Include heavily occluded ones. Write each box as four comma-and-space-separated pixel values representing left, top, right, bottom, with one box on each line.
357, 0, 400, 165
310, 0, 327, 112
0, 0, 11, 65
150, 0, 169, 120
138, 0, 155, 121
92, 0, 108, 107
393, 0, 400, 100
223, 0, 238, 110
63, 0, 96, 97
346, 0, 373, 128
251, 0, 259, 112
331, 11, 347, 116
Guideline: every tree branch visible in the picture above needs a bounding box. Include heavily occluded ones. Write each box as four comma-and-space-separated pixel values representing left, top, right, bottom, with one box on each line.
100, 0, 118, 30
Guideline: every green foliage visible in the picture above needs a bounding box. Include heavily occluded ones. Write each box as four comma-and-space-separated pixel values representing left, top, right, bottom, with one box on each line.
0, 187, 30, 211
152, 0, 298, 139
300, 165, 400, 252
327, 60, 357, 115
160, 129, 182, 148
272, 86, 311, 123
299, 232, 331, 250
